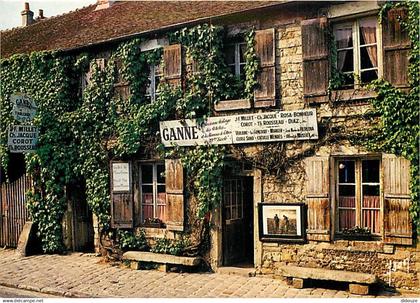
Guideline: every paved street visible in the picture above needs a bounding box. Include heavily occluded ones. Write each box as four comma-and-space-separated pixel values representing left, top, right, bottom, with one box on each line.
0, 249, 417, 298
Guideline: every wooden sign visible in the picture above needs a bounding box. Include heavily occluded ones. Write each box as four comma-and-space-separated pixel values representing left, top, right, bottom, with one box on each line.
160, 109, 318, 147
7, 125, 39, 153
111, 162, 131, 192
11, 93, 37, 123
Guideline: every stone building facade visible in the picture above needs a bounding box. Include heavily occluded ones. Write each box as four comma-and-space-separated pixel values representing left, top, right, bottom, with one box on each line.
1, 0, 418, 292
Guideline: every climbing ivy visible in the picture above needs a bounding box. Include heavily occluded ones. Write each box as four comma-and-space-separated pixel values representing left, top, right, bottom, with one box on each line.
357, 1, 419, 232
0, 22, 260, 252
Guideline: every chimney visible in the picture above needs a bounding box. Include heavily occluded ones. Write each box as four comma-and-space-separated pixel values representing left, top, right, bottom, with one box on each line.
38, 9, 45, 20
95, 0, 114, 11
21, 2, 34, 26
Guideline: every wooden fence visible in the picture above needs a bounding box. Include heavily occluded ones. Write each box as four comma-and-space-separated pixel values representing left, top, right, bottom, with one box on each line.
0, 174, 32, 247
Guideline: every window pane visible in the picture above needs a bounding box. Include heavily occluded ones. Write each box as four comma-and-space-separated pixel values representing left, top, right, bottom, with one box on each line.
239, 43, 246, 63
337, 49, 354, 73
239, 64, 245, 78
142, 185, 153, 202
339, 209, 356, 230
334, 26, 353, 49
361, 69, 378, 83
362, 209, 380, 234
362, 160, 380, 183
141, 165, 153, 183
359, 17, 377, 45
225, 45, 235, 65
339, 185, 356, 206
362, 185, 380, 207
157, 164, 165, 183
142, 185, 154, 222
338, 160, 355, 183
361, 46, 378, 69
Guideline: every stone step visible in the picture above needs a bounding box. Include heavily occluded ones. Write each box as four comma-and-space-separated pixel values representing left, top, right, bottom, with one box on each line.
217, 266, 256, 277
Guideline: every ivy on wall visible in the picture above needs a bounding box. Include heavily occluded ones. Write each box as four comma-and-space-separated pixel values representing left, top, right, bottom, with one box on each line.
365, 1, 419, 233
0, 24, 259, 252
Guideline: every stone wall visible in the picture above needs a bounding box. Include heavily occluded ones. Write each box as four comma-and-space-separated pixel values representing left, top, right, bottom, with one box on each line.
260, 240, 420, 290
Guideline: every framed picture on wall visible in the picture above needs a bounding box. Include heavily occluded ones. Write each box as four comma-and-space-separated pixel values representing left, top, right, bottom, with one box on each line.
258, 203, 306, 242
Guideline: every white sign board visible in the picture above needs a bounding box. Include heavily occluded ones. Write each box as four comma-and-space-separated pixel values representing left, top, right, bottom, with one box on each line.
7, 125, 39, 153
11, 93, 37, 123
160, 109, 318, 147
112, 162, 131, 192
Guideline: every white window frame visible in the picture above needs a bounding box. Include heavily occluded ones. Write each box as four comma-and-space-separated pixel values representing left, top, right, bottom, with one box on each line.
335, 157, 382, 236
140, 163, 165, 223
226, 42, 246, 78
146, 64, 162, 103
333, 16, 383, 88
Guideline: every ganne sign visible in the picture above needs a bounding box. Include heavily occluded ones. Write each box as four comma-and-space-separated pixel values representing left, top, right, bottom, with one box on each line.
11, 93, 37, 123
160, 109, 318, 147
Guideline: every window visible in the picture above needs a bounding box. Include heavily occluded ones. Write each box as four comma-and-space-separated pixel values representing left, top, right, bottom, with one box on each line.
145, 64, 162, 102
140, 163, 166, 223
223, 179, 243, 221
333, 16, 381, 88
336, 158, 380, 235
225, 42, 246, 80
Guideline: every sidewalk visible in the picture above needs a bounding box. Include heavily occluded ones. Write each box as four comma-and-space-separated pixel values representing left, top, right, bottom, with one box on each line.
0, 249, 416, 298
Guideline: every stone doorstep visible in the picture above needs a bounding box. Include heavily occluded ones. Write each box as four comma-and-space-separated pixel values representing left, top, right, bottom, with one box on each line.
122, 251, 201, 267
216, 266, 257, 277
280, 265, 378, 284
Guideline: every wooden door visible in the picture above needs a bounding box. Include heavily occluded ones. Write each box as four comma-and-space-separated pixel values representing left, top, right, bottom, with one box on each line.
70, 183, 94, 252
0, 174, 31, 247
222, 177, 253, 266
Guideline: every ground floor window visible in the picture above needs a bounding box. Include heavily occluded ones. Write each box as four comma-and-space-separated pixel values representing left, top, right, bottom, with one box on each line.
336, 158, 380, 234
140, 163, 166, 223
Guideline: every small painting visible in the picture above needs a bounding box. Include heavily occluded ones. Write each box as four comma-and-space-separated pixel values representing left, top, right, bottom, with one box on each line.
258, 203, 306, 242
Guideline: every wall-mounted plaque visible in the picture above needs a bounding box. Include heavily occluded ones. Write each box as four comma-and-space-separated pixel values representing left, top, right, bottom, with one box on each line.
111, 162, 131, 192
7, 125, 39, 153
11, 93, 37, 123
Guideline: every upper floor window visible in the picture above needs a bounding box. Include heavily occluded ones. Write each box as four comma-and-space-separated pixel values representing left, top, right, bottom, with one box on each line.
333, 16, 381, 89
146, 64, 163, 103
225, 42, 246, 81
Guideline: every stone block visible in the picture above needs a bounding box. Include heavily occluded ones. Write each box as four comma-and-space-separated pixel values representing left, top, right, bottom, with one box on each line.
349, 284, 369, 295
130, 261, 140, 270
292, 278, 305, 289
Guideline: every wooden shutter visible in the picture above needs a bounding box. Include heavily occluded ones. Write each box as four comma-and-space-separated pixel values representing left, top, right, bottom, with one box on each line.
254, 28, 276, 107
164, 44, 182, 86
302, 17, 329, 103
305, 156, 331, 241
383, 154, 412, 245
383, 8, 410, 88
110, 161, 133, 228
165, 159, 184, 231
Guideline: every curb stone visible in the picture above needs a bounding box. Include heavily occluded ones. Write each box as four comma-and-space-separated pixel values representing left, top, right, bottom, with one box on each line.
0, 281, 90, 298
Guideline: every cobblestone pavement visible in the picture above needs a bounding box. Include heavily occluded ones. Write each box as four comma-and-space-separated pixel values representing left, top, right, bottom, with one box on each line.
0, 249, 417, 298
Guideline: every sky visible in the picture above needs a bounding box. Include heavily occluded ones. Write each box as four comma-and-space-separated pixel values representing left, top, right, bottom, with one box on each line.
0, 0, 96, 30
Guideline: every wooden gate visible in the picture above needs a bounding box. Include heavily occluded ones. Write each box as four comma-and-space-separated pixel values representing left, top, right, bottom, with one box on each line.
0, 174, 32, 247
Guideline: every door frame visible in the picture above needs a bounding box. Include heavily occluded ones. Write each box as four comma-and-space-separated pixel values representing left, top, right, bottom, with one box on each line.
210, 167, 263, 270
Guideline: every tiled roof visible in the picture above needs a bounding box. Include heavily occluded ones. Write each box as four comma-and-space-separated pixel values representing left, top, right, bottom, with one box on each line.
1, 1, 284, 58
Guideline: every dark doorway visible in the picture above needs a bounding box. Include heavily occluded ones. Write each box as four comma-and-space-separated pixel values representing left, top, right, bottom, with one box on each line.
69, 183, 94, 252
222, 176, 254, 266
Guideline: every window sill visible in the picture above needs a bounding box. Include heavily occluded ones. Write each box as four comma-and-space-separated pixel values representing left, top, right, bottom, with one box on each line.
330, 88, 377, 103
214, 98, 251, 111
